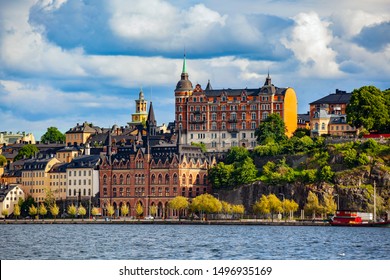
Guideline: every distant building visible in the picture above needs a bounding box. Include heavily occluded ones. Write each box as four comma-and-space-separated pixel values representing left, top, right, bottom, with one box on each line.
48, 162, 69, 202
55, 146, 81, 163
98, 103, 214, 218
0, 131, 35, 145
309, 89, 356, 136
297, 112, 310, 130
65, 122, 102, 146
174, 56, 297, 151
0, 184, 24, 217
128, 88, 148, 127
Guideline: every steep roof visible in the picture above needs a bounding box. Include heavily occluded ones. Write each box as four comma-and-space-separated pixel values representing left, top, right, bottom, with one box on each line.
310, 90, 352, 105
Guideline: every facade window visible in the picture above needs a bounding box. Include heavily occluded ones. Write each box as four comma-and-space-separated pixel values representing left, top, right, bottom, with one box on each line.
189, 174, 193, 184
126, 188, 130, 196
196, 174, 200, 185
158, 174, 163, 184
113, 188, 117, 197
321, 123, 326, 130
173, 174, 178, 184
222, 122, 226, 130
181, 187, 186, 196
211, 113, 217, 121
222, 113, 226, 121
158, 187, 162, 196
165, 174, 170, 184
126, 175, 131, 184
173, 187, 177, 196
242, 122, 246, 130
182, 175, 186, 185
251, 122, 257, 129
262, 112, 269, 120
151, 174, 156, 184
151, 187, 155, 196
211, 122, 217, 130
221, 105, 226, 111
103, 175, 107, 185
165, 187, 169, 196
113, 175, 117, 185
251, 112, 256, 120
242, 113, 246, 120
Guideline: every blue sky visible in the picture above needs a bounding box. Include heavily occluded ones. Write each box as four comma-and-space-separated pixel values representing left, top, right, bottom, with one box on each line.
1, 0, 390, 140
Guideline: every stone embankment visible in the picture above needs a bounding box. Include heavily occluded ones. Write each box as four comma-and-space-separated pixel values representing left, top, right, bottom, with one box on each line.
0, 218, 330, 226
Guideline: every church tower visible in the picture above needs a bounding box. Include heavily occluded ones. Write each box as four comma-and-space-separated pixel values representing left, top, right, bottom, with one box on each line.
129, 88, 148, 127
174, 54, 193, 142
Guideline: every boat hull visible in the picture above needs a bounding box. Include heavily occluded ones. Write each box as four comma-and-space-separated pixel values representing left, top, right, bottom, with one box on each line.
329, 221, 390, 227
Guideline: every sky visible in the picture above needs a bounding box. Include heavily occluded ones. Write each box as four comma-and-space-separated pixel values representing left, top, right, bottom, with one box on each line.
1, 0, 390, 140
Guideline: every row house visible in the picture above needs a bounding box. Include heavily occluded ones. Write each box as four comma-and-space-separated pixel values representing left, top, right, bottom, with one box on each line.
174, 56, 298, 151
20, 157, 60, 203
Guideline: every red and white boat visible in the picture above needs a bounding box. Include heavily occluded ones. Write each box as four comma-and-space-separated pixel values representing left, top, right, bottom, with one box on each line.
329, 210, 390, 227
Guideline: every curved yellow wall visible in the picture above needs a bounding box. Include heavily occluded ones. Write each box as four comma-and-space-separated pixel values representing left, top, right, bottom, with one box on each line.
283, 88, 298, 137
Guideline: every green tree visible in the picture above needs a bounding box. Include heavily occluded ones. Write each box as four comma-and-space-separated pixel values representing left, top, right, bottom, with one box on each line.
67, 204, 77, 220
225, 146, 250, 164
268, 194, 283, 222
135, 202, 143, 219
78, 205, 87, 220
255, 113, 287, 144
50, 204, 60, 220
253, 194, 270, 219
231, 204, 245, 219
91, 207, 100, 220
38, 203, 47, 220
322, 193, 337, 216
41, 126, 66, 143
208, 162, 234, 188
28, 204, 38, 219
304, 191, 323, 219
107, 204, 115, 218
0, 154, 7, 167
346, 86, 389, 132
168, 196, 189, 220
221, 201, 233, 218
1, 209, 8, 219
317, 165, 334, 182
149, 205, 157, 217
293, 128, 311, 138
120, 204, 129, 217
233, 157, 258, 185
190, 193, 222, 220
13, 204, 21, 220
191, 142, 207, 152
14, 144, 39, 161
284, 199, 299, 220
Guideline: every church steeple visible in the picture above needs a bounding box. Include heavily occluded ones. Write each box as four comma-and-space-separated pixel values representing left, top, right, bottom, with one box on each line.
147, 101, 157, 136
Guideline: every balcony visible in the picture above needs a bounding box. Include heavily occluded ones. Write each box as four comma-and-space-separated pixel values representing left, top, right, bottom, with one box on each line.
227, 128, 239, 133
189, 119, 206, 124
228, 118, 238, 123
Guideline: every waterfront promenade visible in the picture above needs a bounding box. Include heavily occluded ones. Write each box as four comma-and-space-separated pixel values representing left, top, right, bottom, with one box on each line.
0, 218, 330, 226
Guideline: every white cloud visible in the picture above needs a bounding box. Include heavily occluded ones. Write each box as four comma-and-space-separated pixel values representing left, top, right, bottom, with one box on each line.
281, 11, 341, 77
331, 9, 390, 38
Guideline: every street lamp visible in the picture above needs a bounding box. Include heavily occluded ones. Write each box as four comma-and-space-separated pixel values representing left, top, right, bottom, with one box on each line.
279, 193, 285, 221
334, 194, 340, 210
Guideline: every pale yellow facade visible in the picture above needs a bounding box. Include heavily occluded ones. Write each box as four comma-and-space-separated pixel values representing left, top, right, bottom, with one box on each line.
21, 157, 60, 203
0, 184, 25, 218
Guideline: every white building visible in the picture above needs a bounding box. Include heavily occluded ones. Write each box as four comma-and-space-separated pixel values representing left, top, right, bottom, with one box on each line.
0, 184, 25, 218
66, 155, 100, 204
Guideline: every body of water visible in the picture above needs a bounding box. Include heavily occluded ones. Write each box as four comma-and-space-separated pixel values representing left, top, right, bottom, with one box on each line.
1, 224, 389, 260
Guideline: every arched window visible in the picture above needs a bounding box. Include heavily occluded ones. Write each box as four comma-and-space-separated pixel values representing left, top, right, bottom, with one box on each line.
189, 174, 193, 184
103, 175, 107, 185
158, 174, 163, 184
126, 174, 131, 184
119, 174, 124, 185
173, 173, 178, 184
113, 188, 117, 197
151, 174, 156, 184
151, 187, 156, 196
182, 174, 186, 185
165, 174, 170, 184
196, 174, 200, 185
315, 123, 319, 130
203, 175, 207, 185
181, 187, 186, 196
113, 175, 117, 185
119, 187, 124, 197
158, 187, 162, 196
126, 188, 130, 196
165, 187, 169, 196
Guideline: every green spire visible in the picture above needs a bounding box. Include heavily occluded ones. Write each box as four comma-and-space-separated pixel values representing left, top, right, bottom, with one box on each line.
182, 54, 187, 74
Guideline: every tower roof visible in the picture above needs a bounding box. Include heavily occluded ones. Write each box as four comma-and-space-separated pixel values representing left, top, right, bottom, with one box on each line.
147, 102, 156, 125
175, 54, 193, 92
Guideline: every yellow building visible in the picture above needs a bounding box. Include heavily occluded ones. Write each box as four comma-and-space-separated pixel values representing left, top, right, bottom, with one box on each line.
21, 157, 60, 203
128, 88, 148, 127
48, 163, 68, 201
65, 122, 100, 146
55, 146, 81, 163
